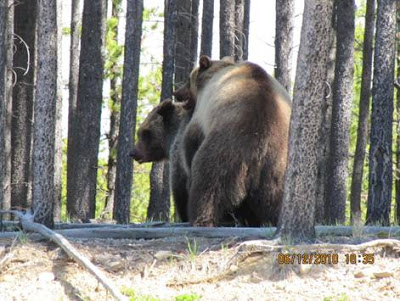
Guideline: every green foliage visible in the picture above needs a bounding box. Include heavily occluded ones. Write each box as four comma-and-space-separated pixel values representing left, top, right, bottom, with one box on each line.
121, 286, 162, 301
323, 293, 351, 301
62, 27, 71, 35
175, 294, 201, 301
185, 237, 199, 261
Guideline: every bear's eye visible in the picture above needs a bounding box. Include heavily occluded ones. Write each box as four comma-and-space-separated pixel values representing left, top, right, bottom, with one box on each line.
141, 129, 152, 141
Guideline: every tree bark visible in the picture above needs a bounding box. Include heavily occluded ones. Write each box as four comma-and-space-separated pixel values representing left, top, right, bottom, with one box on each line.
350, 0, 375, 224
53, 0, 63, 222
114, 0, 143, 224
67, 0, 107, 222
200, 0, 214, 57
1, 0, 13, 219
367, 0, 396, 226
32, 0, 58, 228
174, 0, 199, 84
190, 0, 199, 64
219, 0, 235, 58
274, 0, 294, 92
315, 16, 336, 224
397, 2, 400, 225
11, 1, 36, 211
147, 0, 177, 221
325, 0, 355, 225
104, 0, 122, 219
276, 0, 334, 242
175, 0, 194, 86
0, 0, 7, 217
66, 0, 81, 220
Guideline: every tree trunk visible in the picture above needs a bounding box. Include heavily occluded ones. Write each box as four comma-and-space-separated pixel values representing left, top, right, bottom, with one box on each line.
147, 0, 177, 221
148, 162, 171, 221
276, 0, 334, 242
11, 0, 36, 212
66, 0, 81, 221
315, 16, 336, 224
350, 0, 375, 224
103, 0, 122, 219
219, 0, 235, 58
2, 0, 14, 219
32, 0, 58, 228
366, 0, 396, 226
175, 0, 199, 84
200, 0, 214, 57
0, 0, 7, 217
274, 0, 294, 92
175, 0, 194, 86
67, 0, 106, 222
397, 2, 400, 225
325, 0, 355, 225
114, 0, 143, 224
53, 0, 63, 222
190, 0, 199, 64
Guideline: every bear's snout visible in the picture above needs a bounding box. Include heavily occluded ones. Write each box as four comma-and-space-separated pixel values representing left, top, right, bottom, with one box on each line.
130, 148, 145, 163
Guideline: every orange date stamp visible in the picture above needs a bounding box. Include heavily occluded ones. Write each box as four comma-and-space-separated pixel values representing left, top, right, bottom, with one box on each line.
277, 253, 375, 265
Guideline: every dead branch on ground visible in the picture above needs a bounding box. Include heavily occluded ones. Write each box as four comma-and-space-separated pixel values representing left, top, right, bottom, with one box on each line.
0, 210, 128, 301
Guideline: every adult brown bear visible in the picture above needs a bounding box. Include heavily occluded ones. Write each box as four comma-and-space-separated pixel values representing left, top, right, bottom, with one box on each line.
183, 56, 291, 227
131, 99, 192, 221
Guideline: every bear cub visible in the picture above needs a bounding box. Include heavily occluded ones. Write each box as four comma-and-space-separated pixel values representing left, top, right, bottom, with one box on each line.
131, 99, 192, 222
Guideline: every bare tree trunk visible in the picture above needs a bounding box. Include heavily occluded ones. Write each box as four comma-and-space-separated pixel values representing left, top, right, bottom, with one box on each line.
32, 0, 58, 228
104, 0, 122, 219
190, 0, 199, 64
366, 0, 396, 226
2, 0, 14, 219
397, 2, 400, 225
350, 0, 375, 224
67, 0, 106, 222
325, 0, 355, 225
200, 0, 214, 57
219, 0, 235, 58
11, 1, 36, 212
114, 0, 143, 224
0, 0, 7, 217
54, 0, 63, 222
175, 0, 199, 84
147, 0, 177, 221
315, 15, 336, 224
274, 0, 294, 92
276, 0, 334, 242
175, 0, 194, 86
66, 0, 81, 220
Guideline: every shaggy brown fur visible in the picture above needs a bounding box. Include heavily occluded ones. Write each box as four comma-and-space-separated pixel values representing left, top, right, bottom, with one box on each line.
183, 56, 292, 227
131, 99, 192, 221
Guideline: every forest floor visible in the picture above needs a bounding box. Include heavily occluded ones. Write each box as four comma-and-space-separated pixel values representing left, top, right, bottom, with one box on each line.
0, 232, 400, 301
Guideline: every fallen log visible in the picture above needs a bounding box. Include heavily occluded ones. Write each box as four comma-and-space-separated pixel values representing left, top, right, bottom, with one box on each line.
1, 225, 400, 241
0, 210, 128, 301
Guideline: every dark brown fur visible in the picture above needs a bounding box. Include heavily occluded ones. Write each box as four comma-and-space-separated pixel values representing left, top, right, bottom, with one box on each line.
131, 99, 192, 221
183, 56, 292, 227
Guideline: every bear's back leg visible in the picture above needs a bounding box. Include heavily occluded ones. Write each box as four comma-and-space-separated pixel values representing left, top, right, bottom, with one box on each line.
247, 161, 284, 226
188, 136, 249, 226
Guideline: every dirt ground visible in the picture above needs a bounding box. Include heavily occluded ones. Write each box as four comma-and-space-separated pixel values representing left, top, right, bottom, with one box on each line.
0, 233, 400, 301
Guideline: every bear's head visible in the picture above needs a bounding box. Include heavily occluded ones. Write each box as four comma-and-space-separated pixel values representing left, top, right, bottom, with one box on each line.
131, 99, 184, 163
189, 55, 235, 98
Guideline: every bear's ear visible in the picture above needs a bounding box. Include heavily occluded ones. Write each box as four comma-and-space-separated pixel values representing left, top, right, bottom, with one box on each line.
157, 99, 175, 118
199, 55, 212, 70
221, 56, 235, 63
173, 82, 191, 102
